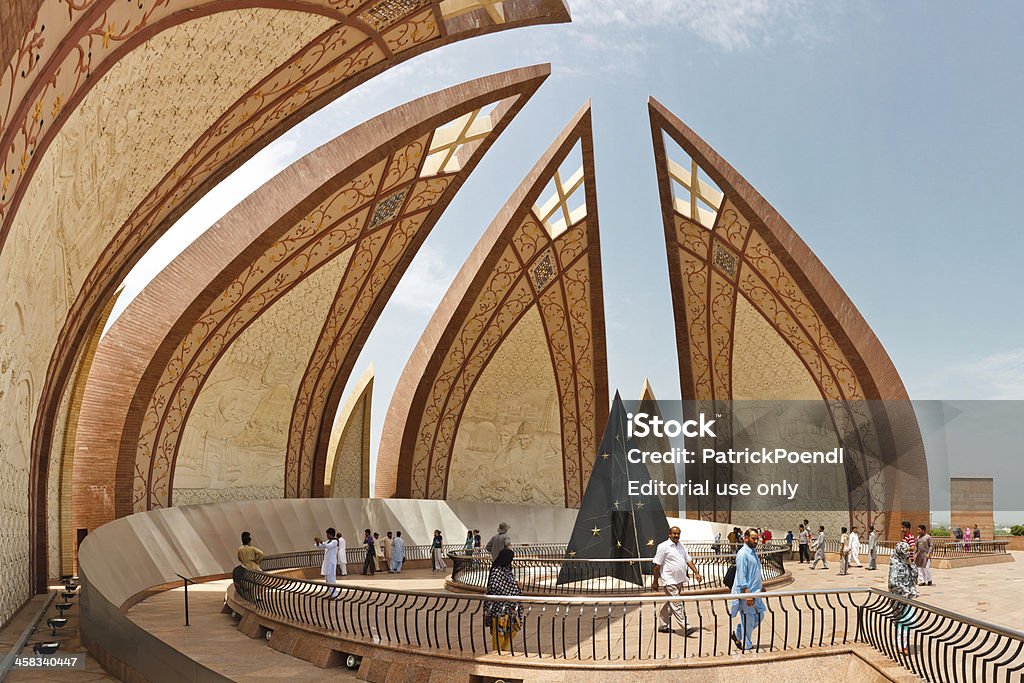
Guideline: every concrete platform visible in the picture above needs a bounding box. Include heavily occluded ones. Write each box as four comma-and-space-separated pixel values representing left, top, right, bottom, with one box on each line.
121, 554, 1024, 680
16, 551, 1013, 680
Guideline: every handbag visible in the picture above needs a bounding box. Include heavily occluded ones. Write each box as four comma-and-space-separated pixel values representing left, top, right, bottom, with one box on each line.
724, 565, 736, 589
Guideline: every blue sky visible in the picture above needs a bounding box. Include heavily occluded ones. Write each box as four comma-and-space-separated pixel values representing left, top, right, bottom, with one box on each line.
109, 1, 1024, 517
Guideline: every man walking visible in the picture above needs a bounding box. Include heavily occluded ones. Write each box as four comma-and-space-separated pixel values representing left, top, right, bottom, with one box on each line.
798, 524, 810, 563
486, 522, 512, 560
383, 531, 394, 572
916, 524, 933, 586
838, 526, 851, 575
361, 528, 376, 575
390, 531, 406, 573
652, 526, 703, 636
810, 526, 829, 569
867, 525, 878, 570
730, 528, 767, 651
849, 526, 863, 568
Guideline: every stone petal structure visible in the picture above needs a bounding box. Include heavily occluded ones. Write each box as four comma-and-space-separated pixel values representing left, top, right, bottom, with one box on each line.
378, 103, 608, 509
0, 0, 568, 600
634, 379, 679, 516
325, 364, 375, 499
70, 67, 548, 572
649, 97, 929, 537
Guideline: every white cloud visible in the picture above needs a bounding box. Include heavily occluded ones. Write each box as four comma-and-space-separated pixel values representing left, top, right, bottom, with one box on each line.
389, 244, 457, 315
569, 0, 824, 52
913, 348, 1024, 400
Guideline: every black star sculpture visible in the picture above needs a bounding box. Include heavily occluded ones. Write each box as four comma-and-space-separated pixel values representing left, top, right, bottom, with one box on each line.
558, 391, 669, 586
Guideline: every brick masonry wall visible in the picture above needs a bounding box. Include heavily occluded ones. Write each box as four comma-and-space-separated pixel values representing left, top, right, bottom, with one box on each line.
951, 477, 995, 542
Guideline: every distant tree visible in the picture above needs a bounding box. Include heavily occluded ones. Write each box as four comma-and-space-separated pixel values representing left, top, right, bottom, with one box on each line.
930, 527, 951, 537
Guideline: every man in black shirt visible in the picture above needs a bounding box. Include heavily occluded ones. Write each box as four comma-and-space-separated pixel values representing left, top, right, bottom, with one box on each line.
361, 529, 375, 575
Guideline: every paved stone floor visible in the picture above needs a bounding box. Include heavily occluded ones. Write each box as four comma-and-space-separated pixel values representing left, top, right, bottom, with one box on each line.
126, 581, 358, 681
124, 551, 1024, 678
3, 553, 1020, 681
785, 552, 1024, 631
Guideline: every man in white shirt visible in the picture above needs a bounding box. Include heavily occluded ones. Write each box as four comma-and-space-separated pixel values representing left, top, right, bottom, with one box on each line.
798, 524, 810, 563
314, 527, 340, 595
810, 526, 829, 570
849, 526, 863, 567
336, 528, 347, 576
652, 526, 703, 635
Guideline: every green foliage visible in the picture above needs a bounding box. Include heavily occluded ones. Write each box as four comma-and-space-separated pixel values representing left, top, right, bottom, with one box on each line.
1011, 525, 1024, 536
930, 527, 951, 537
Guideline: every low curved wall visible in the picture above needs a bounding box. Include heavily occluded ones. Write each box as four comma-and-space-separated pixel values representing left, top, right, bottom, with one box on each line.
78, 498, 577, 681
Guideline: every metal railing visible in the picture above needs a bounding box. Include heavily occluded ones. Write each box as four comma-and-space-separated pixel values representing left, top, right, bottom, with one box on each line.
448, 545, 787, 595
813, 539, 1009, 559
931, 540, 1008, 558
859, 590, 1024, 682
259, 542, 571, 572
817, 539, 895, 556
230, 568, 1024, 680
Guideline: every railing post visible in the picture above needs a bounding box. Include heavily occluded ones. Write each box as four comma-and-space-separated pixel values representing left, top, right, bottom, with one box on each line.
175, 573, 194, 626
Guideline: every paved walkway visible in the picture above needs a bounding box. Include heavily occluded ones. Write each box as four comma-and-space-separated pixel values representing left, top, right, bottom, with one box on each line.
126, 581, 358, 681
785, 551, 1024, 631
4, 552, 1018, 681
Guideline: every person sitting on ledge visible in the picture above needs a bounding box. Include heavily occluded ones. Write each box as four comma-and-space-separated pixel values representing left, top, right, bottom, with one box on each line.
237, 531, 264, 571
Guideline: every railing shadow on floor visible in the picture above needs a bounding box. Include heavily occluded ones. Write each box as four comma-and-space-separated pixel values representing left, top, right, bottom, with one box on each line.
231, 563, 1024, 681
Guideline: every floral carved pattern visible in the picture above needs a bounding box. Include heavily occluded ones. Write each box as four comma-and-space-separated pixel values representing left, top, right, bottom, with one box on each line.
407, 211, 602, 508
284, 172, 455, 498
713, 203, 750, 254
11, 0, 460, 523
1, 0, 447, 243
670, 191, 883, 525
676, 248, 712, 399
31, 7, 445, 497
132, 155, 390, 511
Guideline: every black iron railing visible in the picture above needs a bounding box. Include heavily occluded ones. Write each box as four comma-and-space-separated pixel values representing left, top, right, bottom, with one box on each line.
259, 542, 572, 572
230, 568, 1024, 680
815, 539, 1009, 559
818, 539, 895, 556
859, 590, 1024, 682
448, 545, 787, 595
930, 540, 1008, 558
